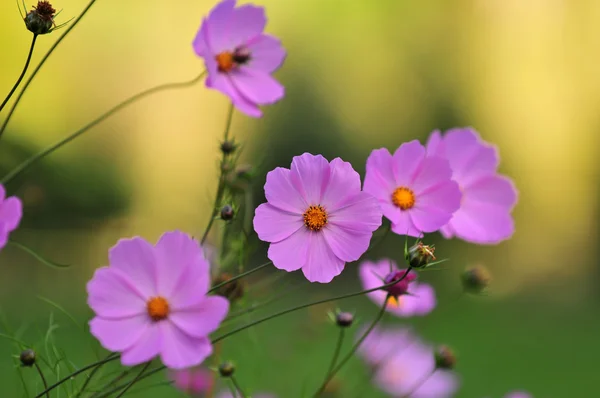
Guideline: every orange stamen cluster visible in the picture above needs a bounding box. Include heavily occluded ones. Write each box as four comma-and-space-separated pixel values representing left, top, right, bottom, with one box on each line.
391, 187, 416, 210
147, 296, 170, 321
303, 205, 328, 231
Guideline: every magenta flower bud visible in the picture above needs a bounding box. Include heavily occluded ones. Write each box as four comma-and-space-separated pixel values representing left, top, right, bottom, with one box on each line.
220, 205, 234, 220
461, 265, 491, 294
335, 312, 354, 328
24, 1, 56, 35
434, 345, 457, 370
383, 269, 418, 297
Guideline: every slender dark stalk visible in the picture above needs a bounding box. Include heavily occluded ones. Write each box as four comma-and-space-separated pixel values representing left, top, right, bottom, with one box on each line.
208, 261, 272, 294
312, 295, 391, 397
75, 353, 115, 397
0, 0, 98, 137
200, 102, 235, 245
34, 363, 49, 398
320, 328, 345, 389
93, 366, 164, 398
33, 354, 120, 398
114, 362, 151, 398
399, 368, 435, 398
0, 34, 38, 113
230, 375, 247, 398
1, 71, 206, 185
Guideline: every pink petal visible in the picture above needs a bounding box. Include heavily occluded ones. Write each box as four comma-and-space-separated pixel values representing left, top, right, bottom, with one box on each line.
465, 175, 518, 208
263, 167, 307, 214
328, 192, 382, 232
439, 224, 455, 239
120, 324, 161, 366
0, 185, 5, 201
459, 144, 498, 185
289, 153, 331, 205
321, 158, 362, 211
169, 296, 229, 337
192, 18, 209, 56
301, 233, 345, 283
322, 224, 372, 262
229, 4, 266, 46
246, 34, 286, 73
411, 156, 454, 195
87, 267, 147, 319
425, 130, 443, 156
390, 210, 422, 237
154, 231, 207, 298
0, 226, 8, 250
168, 254, 211, 310
409, 283, 436, 316
231, 67, 284, 104
205, 0, 237, 52
253, 203, 303, 243
89, 315, 150, 352
444, 128, 498, 180
109, 237, 157, 298
411, 370, 459, 398
364, 148, 396, 201
449, 201, 515, 244
410, 181, 461, 233
160, 324, 213, 369
0, 196, 22, 231
392, 140, 426, 187
267, 227, 310, 272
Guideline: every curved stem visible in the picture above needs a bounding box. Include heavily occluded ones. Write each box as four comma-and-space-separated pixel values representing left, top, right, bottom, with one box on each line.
34, 363, 49, 398
93, 366, 164, 398
230, 375, 247, 398
0, 0, 98, 137
33, 353, 120, 398
208, 261, 271, 294
399, 368, 435, 398
312, 295, 390, 397
319, 327, 345, 391
114, 362, 151, 398
200, 102, 235, 245
75, 353, 115, 397
1, 71, 206, 185
0, 34, 38, 113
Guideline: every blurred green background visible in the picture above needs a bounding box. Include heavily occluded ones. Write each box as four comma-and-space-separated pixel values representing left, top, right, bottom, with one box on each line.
1, 0, 600, 397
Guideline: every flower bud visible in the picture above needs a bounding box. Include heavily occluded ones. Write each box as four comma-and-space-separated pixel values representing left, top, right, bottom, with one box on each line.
461, 265, 491, 294
24, 1, 56, 35
382, 269, 418, 297
20, 349, 36, 367
335, 312, 354, 328
220, 140, 237, 155
434, 345, 456, 370
218, 361, 235, 377
220, 205, 234, 220
407, 242, 436, 269
212, 273, 245, 303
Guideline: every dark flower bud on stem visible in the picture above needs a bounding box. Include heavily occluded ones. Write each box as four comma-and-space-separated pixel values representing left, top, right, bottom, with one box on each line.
24, 1, 56, 35
20, 349, 36, 367
461, 265, 491, 294
383, 269, 417, 297
212, 272, 245, 303
220, 140, 237, 155
434, 345, 456, 370
407, 242, 436, 268
218, 361, 235, 377
335, 312, 354, 328
220, 205, 234, 220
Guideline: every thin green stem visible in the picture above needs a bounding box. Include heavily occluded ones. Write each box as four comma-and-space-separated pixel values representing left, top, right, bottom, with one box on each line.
75, 353, 115, 397
312, 295, 391, 397
208, 261, 271, 294
34, 363, 49, 398
200, 102, 235, 245
1, 71, 206, 185
93, 366, 164, 398
399, 368, 435, 398
114, 362, 151, 398
33, 353, 120, 398
0, 0, 98, 137
320, 328, 345, 389
0, 34, 38, 113
230, 375, 247, 398
89, 369, 130, 398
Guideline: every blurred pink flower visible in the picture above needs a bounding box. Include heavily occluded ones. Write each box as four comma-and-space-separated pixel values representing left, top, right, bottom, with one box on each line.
0, 184, 23, 250
358, 259, 436, 317
253, 153, 382, 283
170, 367, 213, 395
193, 0, 286, 117
217, 392, 276, 398
426, 128, 518, 244
505, 393, 532, 398
358, 326, 459, 398
87, 231, 229, 369
364, 140, 461, 237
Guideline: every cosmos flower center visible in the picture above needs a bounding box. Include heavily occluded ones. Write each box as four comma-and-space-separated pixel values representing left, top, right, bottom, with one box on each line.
391, 187, 415, 210
216, 47, 251, 73
388, 296, 402, 308
303, 205, 328, 231
147, 296, 170, 321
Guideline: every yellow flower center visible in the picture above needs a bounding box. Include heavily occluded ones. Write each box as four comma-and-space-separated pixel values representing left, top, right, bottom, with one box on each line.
147, 296, 170, 321
391, 187, 415, 210
216, 52, 234, 72
388, 296, 403, 308
303, 205, 328, 231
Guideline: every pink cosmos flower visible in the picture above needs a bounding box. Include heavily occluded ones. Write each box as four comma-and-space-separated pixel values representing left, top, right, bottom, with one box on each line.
0, 184, 23, 250
253, 153, 382, 283
364, 140, 461, 237
170, 368, 214, 395
358, 326, 459, 398
193, 0, 286, 117
87, 231, 229, 369
358, 259, 436, 317
217, 392, 276, 398
426, 128, 518, 244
